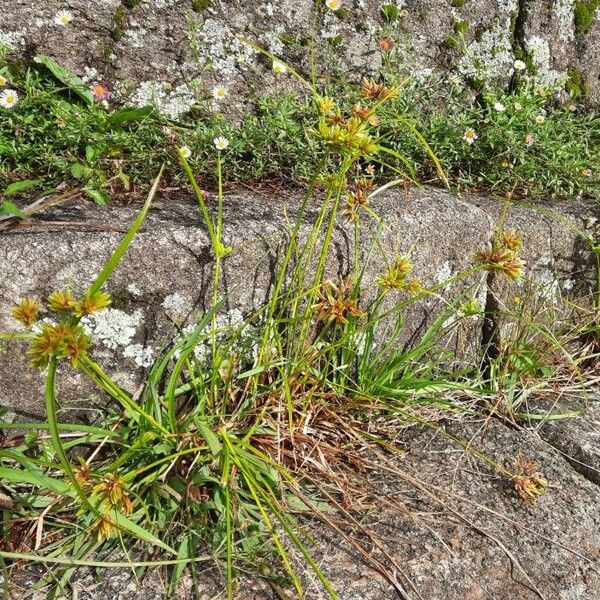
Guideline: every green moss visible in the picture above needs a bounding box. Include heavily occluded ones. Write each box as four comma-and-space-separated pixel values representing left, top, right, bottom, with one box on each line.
565, 67, 588, 99
574, 0, 600, 34
121, 0, 141, 8
111, 8, 126, 42
191, 0, 212, 10
513, 48, 537, 75
442, 35, 460, 49
380, 4, 399, 22
453, 19, 469, 34
451, 0, 468, 6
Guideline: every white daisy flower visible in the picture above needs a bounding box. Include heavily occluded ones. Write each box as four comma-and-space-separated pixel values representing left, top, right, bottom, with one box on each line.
178, 145, 192, 159
54, 10, 74, 26
513, 59, 527, 71
0, 75, 6, 87
214, 136, 229, 151
326, 0, 342, 9
0, 89, 19, 109
212, 85, 228, 100
463, 128, 478, 145
493, 102, 506, 112
272, 59, 288, 75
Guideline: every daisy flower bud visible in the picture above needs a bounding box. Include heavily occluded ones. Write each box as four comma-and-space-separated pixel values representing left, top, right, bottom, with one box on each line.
178, 145, 192, 159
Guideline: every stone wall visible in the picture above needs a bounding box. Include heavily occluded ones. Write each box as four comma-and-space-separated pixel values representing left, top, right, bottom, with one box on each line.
1, 0, 599, 115
0, 186, 598, 420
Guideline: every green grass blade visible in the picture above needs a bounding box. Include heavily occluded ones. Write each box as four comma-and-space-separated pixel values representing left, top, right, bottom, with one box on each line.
87, 165, 164, 297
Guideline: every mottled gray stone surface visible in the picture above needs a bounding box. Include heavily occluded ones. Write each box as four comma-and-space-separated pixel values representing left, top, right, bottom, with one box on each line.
1, 0, 599, 108
11, 411, 600, 599
0, 186, 494, 419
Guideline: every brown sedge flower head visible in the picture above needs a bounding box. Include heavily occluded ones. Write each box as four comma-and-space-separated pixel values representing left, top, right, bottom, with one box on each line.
316, 95, 336, 116
29, 323, 90, 369
344, 200, 360, 222
368, 114, 380, 127
361, 78, 399, 103
500, 230, 522, 252
48, 290, 76, 312
29, 324, 68, 368
378, 37, 394, 52
475, 247, 525, 280
74, 456, 92, 489
94, 515, 118, 543
405, 279, 423, 295
351, 103, 371, 120
327, 110, 345, 125
354, 177, 374, 195
64, 326, 90, 367
12, 298, 40, 328
315, 276, 365, 325
511, 454, 552, 507
73, 290, 112, 317
94, 473, 133, 515
377, 256, 413, 290
343, 177, 374, 221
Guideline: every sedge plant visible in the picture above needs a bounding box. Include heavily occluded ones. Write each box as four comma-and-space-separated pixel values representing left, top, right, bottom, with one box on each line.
0, 57, 570, 600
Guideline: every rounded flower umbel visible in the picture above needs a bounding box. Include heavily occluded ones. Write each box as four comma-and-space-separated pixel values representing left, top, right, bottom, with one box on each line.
0, 89, 19, 109
476, 232, 525, 281
73, 291, 112, 317
29, 323, 91, 368
315, 277, 364, 325
94, 473, 133, 515
377, 256, 416, 291
54, 10, 74, 26
12, 298, 40, 328
326, 0, 342, 9
48, 290, 76, 312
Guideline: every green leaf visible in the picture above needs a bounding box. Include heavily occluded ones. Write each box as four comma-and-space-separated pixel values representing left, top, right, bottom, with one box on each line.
0, 422, 120, 437
110, 511, 177, 555
108, 106, 154, 127
87, 165, 164, 296
196, 422, 222, 457
71, 163, 93, 180
85, 145, 98, 163
0, 201, 25, 218
84, 187, 109, 206
3, 179, 43, 197
33, 54, 93, 107
0, 466, 71, 496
